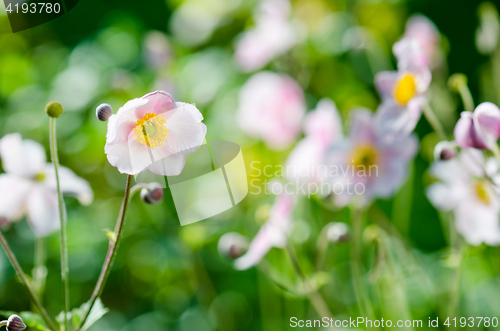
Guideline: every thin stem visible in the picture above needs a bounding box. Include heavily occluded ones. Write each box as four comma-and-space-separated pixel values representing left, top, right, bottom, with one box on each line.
350, 208, 376, 330
285, 243, 334, 320
490, 143, 500, 166
33, 237, 47, 297
458, 84, 475, 113
448, 215, 463, 327
0, 231, 57, 331
423, 103, 447, 140
49, 117, 70, 331
75, 175, 133, 331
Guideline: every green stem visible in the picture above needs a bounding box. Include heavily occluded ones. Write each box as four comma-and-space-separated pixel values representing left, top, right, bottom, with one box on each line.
49, 117, 70, 331
458, 84, 475, 113
75, 175, 133, 331
0, 231, 57, 331
285, 244, 334, 320
423, 103, 447, 140
350, 208, 376, 330
448, 215, 463, 327
33, 237, 47, 297
490, 143, 500, 166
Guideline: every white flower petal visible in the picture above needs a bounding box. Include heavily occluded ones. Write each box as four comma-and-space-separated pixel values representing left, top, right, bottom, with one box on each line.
0, 133, 46, 177
26, 185, 59, 237
43, 164, 94, 205
147, 153, 186, 176
0, 174, 32, 221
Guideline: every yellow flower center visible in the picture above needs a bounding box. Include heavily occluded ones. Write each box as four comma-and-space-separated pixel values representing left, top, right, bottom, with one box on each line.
474, 181, 491, 205
393, 73, 417, 105
351, 144, 378, 168
133, 112, 170, 150
35, 172, 46, 181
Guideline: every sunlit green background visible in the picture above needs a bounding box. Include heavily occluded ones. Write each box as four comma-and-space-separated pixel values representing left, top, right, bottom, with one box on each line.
1, 0, 500, 330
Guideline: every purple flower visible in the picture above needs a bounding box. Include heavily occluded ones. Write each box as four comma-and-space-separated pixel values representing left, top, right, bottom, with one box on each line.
454, 102, 500, 150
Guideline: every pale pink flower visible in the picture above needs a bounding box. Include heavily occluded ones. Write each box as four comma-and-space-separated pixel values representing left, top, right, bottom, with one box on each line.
285, 98, 342, 186
427, 149, 500, 246
375, 39, 431, 134
454, 102, 500, 150
234, 192, 294, 270
235, 0, 297, 72
325, 109, 418, 207
237, 72, 306, 150
105, 91, 207, 176
404, 14, 440, 67
0, 134, 93, 237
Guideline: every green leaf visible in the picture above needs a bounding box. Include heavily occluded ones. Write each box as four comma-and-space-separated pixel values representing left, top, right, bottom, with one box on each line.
0, 310, 48, 331
57, 298, 109, 331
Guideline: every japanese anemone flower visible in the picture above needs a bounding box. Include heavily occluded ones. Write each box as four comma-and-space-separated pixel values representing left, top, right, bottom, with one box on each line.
285, 98, 342, 188
105, 91, 207, 176
375, 38, 432, 134
454, 102, 500, 150
234, 191, 294, 270
325, 109, 418, 207
0, 134, 93, 237
237, 72, 306, 150
427, 149, 500, 246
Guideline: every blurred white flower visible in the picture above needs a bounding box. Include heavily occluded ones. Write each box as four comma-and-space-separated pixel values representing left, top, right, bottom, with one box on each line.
0, 133, 93, 237
285, 98, 342, 186
234, 191, 294, 270
375, 38, 432, 135
427, 149, 500, 246
235, 0, 299, 72
237, 71, 306, 150
143, 31, 172, 69
105, 91, 207, 176
404, 14, 441, 67
325, 109, 418, 207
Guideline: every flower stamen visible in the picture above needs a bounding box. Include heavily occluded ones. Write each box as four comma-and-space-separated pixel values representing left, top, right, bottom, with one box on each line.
394, 73, 417, 105
133, 113, 170, 150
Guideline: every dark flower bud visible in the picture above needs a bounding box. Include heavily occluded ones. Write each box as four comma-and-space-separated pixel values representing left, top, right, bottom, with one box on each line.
7, 315, 26, 331
434, 141, 457, 161
326, 222, 349, 243
45, 101, 63, 118
218, 232, 249, 260
140, 183, 164, 205
96, 103, 113, 121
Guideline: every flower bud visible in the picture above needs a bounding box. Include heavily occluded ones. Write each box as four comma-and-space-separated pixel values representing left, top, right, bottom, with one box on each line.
218, 232, 249, 260
448, 73, 468, 92
45, 101, 64, 118
140, 183, 164, 205
326, 222, 349, 243
433, 141, 457, 161
7, 315, 26, 331
96, 103, 113, 121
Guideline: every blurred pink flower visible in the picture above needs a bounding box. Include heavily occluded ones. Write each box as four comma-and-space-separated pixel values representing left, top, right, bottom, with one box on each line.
234, 191, 294, 270
105, 91, 207, 176
375, 39, 431, 134
237, 72, 306, 150
143, 31, 172, 69
326, 109, 418, 207
235, 0, 298, 72
285, 98, 342, 186
404, 14, 440, 67
0, 134, 93, 237
454, 102, 500, 150
427, 149, 500, 246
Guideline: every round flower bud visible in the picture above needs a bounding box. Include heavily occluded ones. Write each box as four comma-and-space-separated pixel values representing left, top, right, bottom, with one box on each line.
218, 232, 249, 260
7, 315, 26, 331
434, 141, 457, 161
140, 183, 164, 205
45, 101, 64, 118
448, 73, 468, 92
96, 103, 113, 121
326, 222, 349, 243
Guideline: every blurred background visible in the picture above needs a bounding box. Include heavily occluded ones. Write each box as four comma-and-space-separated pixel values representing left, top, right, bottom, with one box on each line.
1, 0, 500, 330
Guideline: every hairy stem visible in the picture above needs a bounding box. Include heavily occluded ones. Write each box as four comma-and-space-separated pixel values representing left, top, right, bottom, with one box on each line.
49, 117, 70, 331
285, 243, 334, 320
0, 231, 57, 331
75, 175, 133, 331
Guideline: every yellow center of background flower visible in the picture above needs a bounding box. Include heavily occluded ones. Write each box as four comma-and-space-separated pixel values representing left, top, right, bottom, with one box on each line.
133, 112, 170, 150
393, 73, 417, 105
351, 144, 378, 169
474, 181, 491, 205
